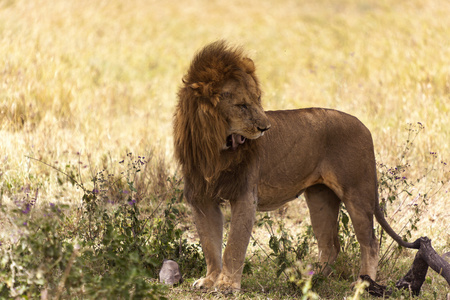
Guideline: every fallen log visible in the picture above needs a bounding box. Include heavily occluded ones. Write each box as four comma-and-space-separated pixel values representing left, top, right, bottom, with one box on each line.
362, 237, 450, 297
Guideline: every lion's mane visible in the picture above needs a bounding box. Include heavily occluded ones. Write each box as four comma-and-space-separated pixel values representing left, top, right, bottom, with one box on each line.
173, 41, 259, 201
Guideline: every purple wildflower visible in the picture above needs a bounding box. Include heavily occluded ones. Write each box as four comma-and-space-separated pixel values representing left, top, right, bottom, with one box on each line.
22, 204, 31, 214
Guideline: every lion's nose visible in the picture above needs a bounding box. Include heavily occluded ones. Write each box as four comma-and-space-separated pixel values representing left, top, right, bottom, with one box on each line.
257, 124, 271, 132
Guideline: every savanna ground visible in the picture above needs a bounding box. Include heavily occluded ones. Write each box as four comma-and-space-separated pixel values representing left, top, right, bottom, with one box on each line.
1, 0, 449, 299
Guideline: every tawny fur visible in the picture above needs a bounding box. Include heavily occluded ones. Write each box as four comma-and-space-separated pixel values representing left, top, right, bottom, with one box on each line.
173, 41, 417, 292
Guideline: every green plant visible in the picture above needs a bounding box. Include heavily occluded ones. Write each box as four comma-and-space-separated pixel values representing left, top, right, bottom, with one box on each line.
256, 214, 314, 281
0, 201, 77, 299
73, 152, 201, 298
147, 182, 205, 279
0, 152, 205, 299
337, 204, 359, 257
76, 186, 166, 299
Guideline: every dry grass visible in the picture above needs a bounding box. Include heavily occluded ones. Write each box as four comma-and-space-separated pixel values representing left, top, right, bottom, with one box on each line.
1, 0, 449, 298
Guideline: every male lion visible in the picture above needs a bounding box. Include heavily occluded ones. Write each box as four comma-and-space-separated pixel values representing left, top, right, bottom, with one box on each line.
173, 41, 418, 291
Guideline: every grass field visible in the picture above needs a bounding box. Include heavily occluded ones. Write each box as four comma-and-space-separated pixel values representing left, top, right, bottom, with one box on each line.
1, 0, 449, 298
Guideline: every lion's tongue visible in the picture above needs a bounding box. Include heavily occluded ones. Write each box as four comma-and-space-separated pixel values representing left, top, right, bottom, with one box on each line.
231, 134, 246, 150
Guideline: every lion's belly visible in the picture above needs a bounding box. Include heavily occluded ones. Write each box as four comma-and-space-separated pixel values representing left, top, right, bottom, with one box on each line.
256, 176, 318, 211
256, 188, 302, 211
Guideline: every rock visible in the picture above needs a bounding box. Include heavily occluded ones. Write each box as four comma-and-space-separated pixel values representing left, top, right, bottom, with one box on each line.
159, 259, 183, 285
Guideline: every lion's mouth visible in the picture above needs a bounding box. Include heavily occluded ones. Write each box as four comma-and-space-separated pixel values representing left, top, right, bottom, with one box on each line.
226, 134, 246, 150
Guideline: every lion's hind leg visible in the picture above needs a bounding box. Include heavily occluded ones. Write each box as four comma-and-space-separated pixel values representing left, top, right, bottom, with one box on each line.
342, 190, 379, 280
305, 184, 341, 276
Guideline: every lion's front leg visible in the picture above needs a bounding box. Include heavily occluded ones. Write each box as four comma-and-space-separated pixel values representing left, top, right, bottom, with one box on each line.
191, 200, 224, 289
215, 189, 257, 291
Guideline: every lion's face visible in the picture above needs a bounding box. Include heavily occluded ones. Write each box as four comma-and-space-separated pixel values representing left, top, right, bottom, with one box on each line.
174, 41, 272, 179
218, 75, 271, 150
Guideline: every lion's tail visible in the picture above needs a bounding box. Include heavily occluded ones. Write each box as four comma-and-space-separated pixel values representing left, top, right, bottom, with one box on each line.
374, 190, 421, 249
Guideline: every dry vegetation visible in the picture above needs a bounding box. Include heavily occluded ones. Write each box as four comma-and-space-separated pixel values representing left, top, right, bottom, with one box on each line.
1, 0, 449, 298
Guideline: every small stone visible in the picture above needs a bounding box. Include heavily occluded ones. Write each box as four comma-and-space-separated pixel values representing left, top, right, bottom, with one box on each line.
159, 259, 183, 285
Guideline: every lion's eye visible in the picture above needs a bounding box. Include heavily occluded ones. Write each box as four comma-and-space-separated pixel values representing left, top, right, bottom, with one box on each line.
238, 104, 248, 110
221, 92, 233, 98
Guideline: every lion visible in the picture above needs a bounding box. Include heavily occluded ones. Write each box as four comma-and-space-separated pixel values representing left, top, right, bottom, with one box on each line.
173, 41, 419, 291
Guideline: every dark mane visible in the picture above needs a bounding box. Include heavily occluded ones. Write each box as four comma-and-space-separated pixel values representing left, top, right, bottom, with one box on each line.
173, 41, 259, 202
182, 40, 253, 91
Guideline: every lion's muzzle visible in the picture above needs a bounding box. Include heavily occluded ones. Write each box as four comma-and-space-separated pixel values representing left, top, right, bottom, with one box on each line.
225, 123, 271, 151
226, 134, 246, 150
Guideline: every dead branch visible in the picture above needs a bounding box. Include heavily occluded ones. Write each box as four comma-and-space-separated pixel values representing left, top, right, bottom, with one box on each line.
363, 236, 450, 297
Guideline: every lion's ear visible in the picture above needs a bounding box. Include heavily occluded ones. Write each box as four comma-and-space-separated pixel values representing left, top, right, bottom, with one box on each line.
189, 82, 219, 106
242, 57, 256, 74
189, 82, 212, 97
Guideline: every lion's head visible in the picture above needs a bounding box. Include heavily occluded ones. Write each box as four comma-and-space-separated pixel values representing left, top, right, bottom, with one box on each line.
174, 41, 270, 189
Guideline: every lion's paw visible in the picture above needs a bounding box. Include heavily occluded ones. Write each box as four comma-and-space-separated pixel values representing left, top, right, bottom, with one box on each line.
192, 277, 215, 289
214, 274, 240, 292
